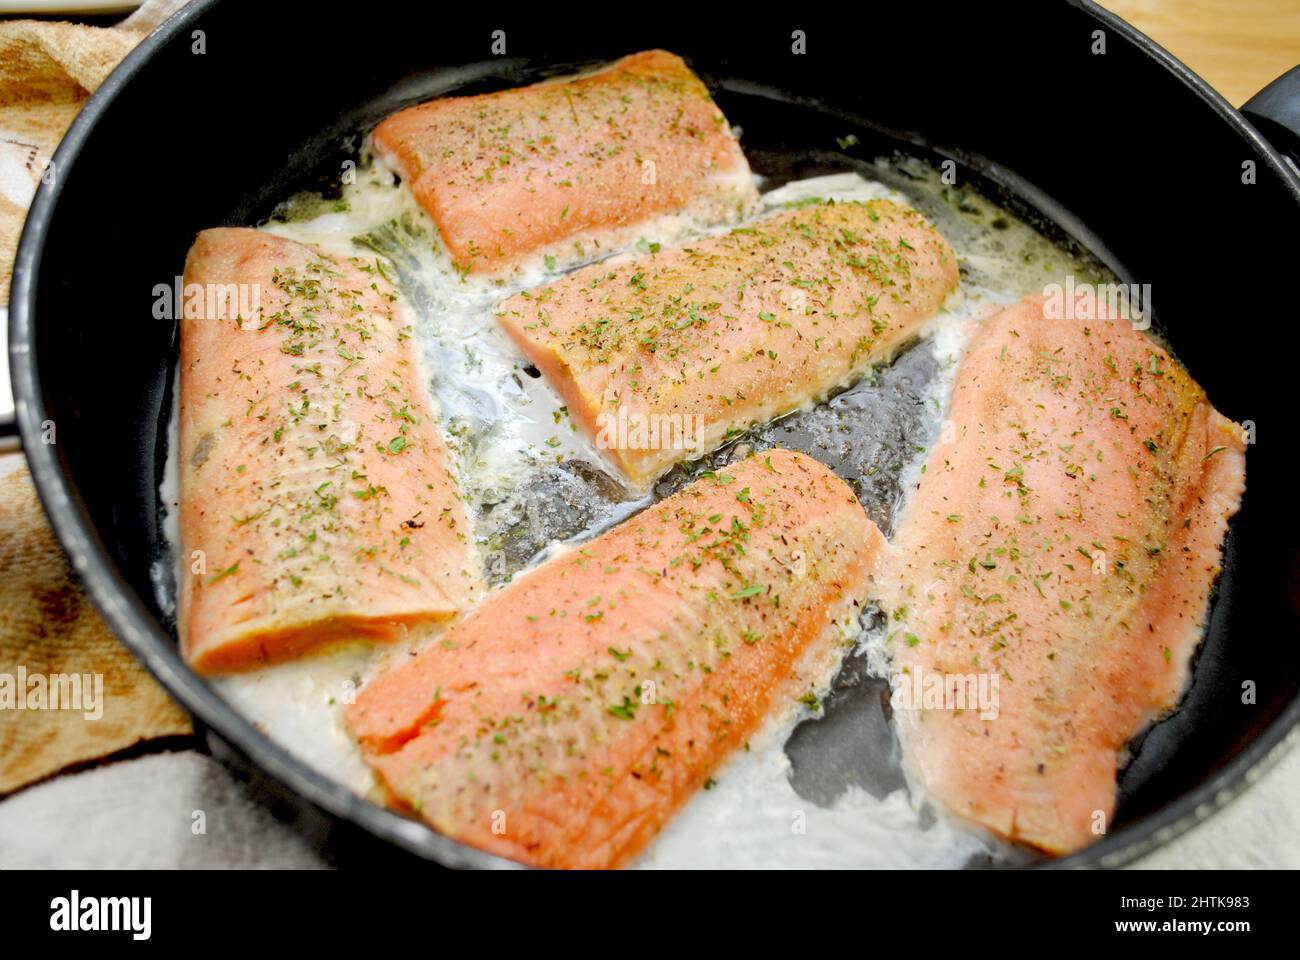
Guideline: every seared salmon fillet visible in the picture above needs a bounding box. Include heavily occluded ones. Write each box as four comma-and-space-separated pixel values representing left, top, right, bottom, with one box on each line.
348, 449, 885, 868
879, 294, 1246, 854
179, 228, 481, 674
371, 50, 756, 275
497, 199, 959, 486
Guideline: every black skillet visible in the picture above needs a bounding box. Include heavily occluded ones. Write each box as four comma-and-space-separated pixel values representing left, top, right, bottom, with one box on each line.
7, 0, 1300, 868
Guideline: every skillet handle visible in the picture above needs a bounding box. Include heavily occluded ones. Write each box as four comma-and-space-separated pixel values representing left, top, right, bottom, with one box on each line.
1242, 65, 1300, 174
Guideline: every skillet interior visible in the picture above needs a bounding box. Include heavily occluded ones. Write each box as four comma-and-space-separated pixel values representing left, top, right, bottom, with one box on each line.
12, 0, 1300, 867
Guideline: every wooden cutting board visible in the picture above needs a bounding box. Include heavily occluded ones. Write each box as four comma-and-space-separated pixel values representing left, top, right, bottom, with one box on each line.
1100, 0, 1300, 107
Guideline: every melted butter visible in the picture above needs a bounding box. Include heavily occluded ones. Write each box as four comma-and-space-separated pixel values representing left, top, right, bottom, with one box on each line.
154, 153, 1104, 868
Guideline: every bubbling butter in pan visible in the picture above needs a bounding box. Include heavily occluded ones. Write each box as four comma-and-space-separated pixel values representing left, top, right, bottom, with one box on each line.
154, 150, 1104, 868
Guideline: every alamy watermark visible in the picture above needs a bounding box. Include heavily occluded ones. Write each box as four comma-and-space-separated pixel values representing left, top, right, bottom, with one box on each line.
152, 276, 261, 323
0, 666, 103, 720
593, 390, 706, 454
50, 891, 150, 940
1042, 276, 1151, 330
890, 664, 1000, 720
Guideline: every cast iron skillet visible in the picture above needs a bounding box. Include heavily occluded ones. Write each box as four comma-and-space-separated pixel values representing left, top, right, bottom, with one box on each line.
8, 0, 1300, 868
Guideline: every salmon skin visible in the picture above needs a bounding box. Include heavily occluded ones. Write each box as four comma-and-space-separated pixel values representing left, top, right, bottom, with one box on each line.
497, 199, 958, 487
347, 449, 885, 868
371, 50, 756, 275
179, 228, 481, 674
879, 294, 1246, 854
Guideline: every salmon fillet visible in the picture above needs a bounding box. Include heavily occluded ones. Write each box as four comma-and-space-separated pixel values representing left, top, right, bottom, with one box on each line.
178, 228, 481, 674
879, 294, 1246, 854
497, 199, 959, 486
347, 448, 885, 868
371, 50, 756, 275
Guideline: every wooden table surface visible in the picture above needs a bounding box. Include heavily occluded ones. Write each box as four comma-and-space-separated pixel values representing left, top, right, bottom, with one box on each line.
1100, 0, 1300, 106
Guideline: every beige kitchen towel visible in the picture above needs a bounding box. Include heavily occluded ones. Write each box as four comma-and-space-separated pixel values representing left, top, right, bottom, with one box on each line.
0, 0, 193, 797
0, 460, 192, 796
0, 0, 187, 295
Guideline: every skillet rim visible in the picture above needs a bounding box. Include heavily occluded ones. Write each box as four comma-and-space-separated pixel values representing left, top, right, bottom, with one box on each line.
8, 0, 1299, 870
